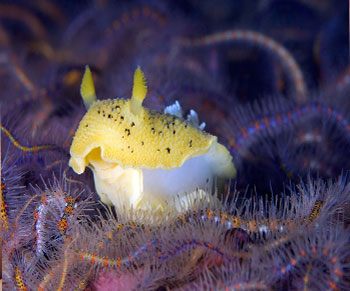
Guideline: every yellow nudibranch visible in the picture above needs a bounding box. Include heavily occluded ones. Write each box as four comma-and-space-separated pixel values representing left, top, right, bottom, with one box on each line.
69, 66, 236, 212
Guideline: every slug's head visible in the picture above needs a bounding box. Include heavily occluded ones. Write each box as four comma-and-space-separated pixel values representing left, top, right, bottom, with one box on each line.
69, 66, 235, 212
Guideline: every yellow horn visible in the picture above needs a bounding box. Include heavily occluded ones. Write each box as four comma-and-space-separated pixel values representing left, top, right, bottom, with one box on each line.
130, 66, 147, 115
80, 65, 97, 110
